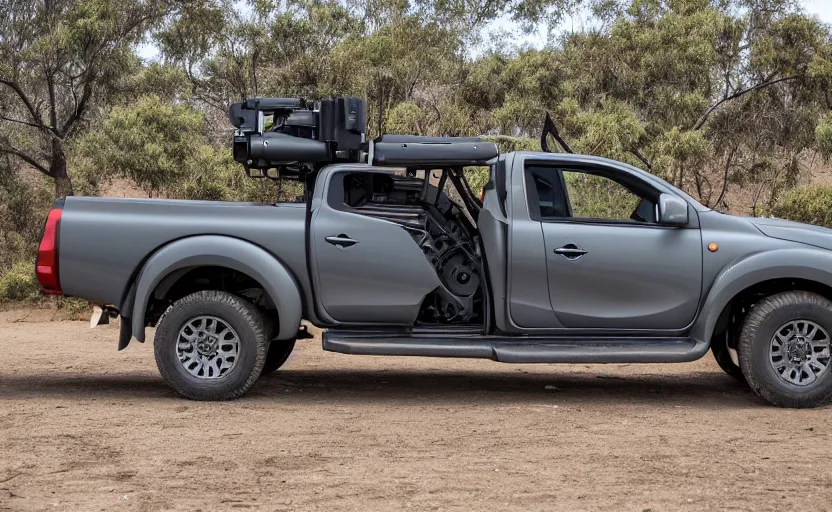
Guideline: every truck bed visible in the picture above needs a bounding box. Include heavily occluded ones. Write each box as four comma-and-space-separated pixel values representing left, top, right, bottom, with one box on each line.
58, 197, 309, 308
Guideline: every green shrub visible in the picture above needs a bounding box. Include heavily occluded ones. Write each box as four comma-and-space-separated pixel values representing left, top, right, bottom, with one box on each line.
769, 185, 832, 228
484, 135, 539, 153
817, 115, 832, 161
56, 296, 92, 318
386, 102, 426, 135
0, 167, 53, 270
0, 261, 41, 302
464, 136, 539, 194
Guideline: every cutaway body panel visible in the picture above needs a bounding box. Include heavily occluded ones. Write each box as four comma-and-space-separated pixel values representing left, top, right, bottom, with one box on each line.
310, 165, 486, 326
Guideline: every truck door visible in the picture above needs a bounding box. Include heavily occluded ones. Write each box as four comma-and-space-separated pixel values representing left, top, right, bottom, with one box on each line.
511, 161, 703, 331
309, 167, 441, 324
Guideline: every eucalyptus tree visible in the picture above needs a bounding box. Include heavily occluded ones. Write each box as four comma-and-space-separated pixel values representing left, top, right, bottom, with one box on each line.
0, 0, 174, 197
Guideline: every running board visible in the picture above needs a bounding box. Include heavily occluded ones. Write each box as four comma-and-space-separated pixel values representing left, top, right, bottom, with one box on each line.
322, 331, 709, 364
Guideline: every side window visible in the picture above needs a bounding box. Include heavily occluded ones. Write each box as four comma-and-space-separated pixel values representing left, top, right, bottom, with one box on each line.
329, 169, 465, 220
525, 166, 657, 223
524, 166, 569, 219
334, 171, 422, 210
563, 170, 651, 222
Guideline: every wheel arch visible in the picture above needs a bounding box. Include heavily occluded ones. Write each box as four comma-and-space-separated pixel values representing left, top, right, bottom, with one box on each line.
692, 248, 832, 347
127, 235, 303, 345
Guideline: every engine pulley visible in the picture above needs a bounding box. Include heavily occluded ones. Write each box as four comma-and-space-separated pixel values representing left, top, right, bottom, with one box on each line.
441, 253, 480, 297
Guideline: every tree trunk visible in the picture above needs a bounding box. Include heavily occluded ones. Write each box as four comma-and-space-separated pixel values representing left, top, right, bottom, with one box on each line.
49, 139, 73, 197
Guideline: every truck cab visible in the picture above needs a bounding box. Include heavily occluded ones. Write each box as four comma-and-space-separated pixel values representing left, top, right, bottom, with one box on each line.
309, 153, 701, 331
308, 150, 713, 363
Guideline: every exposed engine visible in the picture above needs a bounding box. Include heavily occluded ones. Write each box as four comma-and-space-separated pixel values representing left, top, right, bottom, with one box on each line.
413, 210, 482, 324
342, 172, 484, 325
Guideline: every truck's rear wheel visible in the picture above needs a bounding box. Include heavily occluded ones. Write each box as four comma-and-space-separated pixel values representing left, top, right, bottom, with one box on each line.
738, 291, 832, 408
261, 339, 296, 376
154, 291, 267, 400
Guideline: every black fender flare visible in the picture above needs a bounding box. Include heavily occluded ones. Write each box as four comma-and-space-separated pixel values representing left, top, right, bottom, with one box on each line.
125, 235, 303, 346
690, 247, 832, 345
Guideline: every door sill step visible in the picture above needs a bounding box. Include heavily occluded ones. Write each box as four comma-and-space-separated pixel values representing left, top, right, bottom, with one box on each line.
322, 331, 708, 364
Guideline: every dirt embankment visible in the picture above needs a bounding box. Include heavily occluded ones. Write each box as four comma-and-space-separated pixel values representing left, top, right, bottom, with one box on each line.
2, 316, 831, 511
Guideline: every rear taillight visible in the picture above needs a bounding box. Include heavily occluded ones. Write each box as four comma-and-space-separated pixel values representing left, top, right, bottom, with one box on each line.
36, 208, 62, 294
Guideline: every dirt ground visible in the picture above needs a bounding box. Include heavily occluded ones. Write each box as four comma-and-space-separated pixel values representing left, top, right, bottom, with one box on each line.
2, 312, 832, 512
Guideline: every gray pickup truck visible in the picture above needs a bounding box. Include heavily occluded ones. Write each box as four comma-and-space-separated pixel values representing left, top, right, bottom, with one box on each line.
35, 96, 832, 407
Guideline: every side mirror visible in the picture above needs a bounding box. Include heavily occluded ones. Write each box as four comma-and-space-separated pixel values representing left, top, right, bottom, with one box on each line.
657, 193, 689, 226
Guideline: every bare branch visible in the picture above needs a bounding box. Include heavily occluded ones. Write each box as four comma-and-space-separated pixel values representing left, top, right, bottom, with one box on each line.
0, 78, 44, 125
694, 167, 704, 201
629, 148, 653, 171
60, 79, 93, 138
0, 146, 50, 176
715, 145, 738, 208
46, 70, 58, 130
693, 75, 800, 130
0, 115, 44, 130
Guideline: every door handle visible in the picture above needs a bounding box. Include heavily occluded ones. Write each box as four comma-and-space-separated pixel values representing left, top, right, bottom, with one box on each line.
554, 244, 587, 260
325, 234, 359, 248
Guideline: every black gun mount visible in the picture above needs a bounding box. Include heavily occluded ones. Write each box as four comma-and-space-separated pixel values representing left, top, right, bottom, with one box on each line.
229, 96, 499, 180
230, 97, 367, 178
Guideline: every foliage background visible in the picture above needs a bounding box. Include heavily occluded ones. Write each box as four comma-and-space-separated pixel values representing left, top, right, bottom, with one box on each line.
2, 0, 832, 302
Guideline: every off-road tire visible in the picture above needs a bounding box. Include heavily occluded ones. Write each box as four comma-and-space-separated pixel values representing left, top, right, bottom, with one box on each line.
738, 291, 832, 408
261, 339, 296, 376
710, 333, 746, 384
154, 291, 268, 401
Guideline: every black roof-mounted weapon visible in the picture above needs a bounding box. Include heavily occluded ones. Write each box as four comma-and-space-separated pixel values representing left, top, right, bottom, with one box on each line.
372, 135, 497, 167
230, 96, 366, 178
229, 97, 498, 180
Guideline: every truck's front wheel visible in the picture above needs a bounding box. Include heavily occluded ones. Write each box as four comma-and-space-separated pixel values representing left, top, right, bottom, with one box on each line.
739, 291, 832, 408
710, 333, 746, 384
154, 291, 268, 400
